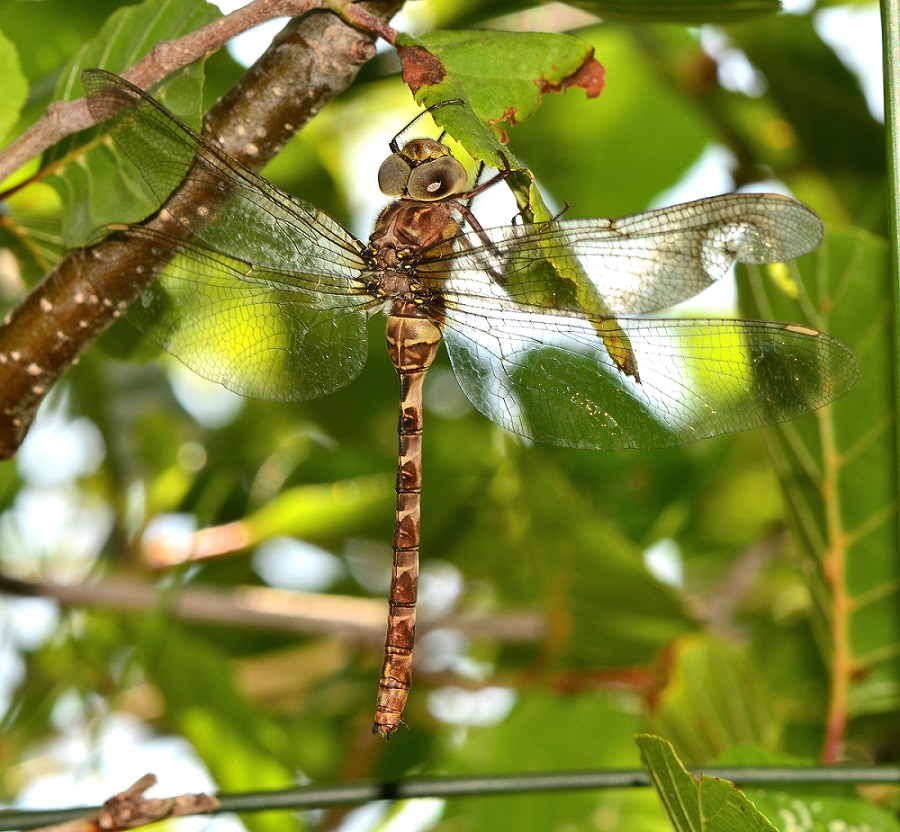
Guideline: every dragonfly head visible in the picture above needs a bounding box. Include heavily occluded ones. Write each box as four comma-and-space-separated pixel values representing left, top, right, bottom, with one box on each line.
378, 138, 469, 202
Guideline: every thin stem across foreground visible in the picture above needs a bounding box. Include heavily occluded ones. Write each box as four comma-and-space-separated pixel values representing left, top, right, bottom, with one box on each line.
5, 766, 900, 831
0, 2, 399, 458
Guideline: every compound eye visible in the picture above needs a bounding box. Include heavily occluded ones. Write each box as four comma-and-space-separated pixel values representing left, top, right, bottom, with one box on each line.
378, 153, 413, 197
406, 156, 468, 201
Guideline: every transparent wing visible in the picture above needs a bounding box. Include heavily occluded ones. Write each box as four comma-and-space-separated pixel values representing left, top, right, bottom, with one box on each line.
441, 194, 823, 316
105, 225, 377, 401
440, 301, 858, 451
82, 69, 367, 281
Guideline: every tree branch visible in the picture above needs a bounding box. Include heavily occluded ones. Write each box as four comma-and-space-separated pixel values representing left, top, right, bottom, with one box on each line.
0, 1, 401, 458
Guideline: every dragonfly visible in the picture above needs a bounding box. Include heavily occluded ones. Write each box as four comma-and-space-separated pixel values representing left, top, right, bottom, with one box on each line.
81, 69, 857, 738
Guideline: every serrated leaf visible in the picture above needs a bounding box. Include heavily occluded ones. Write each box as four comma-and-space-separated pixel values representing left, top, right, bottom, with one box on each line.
45, 0, 219, 246
563, 0, 782, 24
741, 229, 900, 718
637, 734, 780, 832
0, 28, 27, 149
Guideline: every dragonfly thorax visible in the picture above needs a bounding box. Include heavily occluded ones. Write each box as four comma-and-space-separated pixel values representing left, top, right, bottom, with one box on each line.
377, 138, 469, 201
370, 200, 461, 256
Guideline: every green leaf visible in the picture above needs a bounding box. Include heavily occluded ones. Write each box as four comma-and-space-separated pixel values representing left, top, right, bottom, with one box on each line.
637, 734, 779, 832
729, 15, 885, 223
441, 692, 663, 832
508, 25, 711, 220
714, 748, 900, 832
147, 474, 395, 565
647, 636, 777, 763
749, 788, 900, 832
562, 0, 782, 24
479, 449, 698, 666
0, 28, 27, 149
741, 229, 900, 719
408, 30, 603, 141
396, 29, 604, 219
45, 0, 220, 246
142, 628, 302, 832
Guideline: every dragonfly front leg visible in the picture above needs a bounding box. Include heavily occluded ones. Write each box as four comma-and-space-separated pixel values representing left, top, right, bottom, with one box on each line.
374, 308, 443, 739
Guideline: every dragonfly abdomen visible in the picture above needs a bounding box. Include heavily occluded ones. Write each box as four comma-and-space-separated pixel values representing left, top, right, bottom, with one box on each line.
374, 305, 444, 738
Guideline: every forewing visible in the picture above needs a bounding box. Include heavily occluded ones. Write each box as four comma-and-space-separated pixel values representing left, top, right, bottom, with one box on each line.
82, 69, 366, 279
443, 194, 823, 316
107, 226, 376, 401
440, 303, 859, 450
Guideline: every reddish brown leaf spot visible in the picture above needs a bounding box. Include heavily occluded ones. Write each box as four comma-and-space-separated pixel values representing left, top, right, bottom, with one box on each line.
487, 108, 515, 144
399, 45, 446, 94
537, 52, 605, 99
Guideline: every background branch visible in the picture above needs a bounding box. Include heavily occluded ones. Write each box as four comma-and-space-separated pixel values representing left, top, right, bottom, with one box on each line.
0, 572, 546, 644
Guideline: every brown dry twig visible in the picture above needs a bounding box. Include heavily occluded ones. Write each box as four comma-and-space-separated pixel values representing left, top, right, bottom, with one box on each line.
38, 774, 218, 832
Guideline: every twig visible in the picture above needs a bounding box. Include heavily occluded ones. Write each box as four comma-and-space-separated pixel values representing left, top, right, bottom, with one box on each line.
0, 0, 347, 186
31, 774, 218, 832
